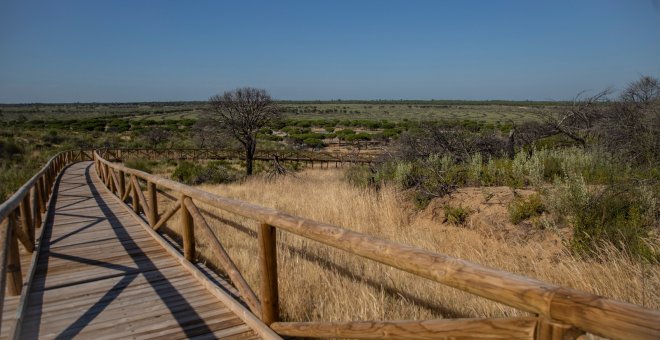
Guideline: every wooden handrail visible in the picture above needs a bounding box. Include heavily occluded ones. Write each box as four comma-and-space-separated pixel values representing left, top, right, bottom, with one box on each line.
183, 197, 262, 316
0, 149, 93, 334
270, 317, 540, 339
93, 150, 659, 340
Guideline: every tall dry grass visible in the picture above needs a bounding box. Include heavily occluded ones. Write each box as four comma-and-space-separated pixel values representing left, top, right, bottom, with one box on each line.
158, 168, 659, 323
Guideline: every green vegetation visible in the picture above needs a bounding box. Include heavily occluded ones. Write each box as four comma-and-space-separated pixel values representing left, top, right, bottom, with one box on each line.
171, 160, 241, 185
1, 86, 656, 262
123, 158, 158, 174
508, 194, 545, 224
443, 205, 472, 226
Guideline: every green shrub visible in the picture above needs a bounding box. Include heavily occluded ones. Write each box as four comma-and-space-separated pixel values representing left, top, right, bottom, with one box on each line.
171, 161, 202, 184
0, 140, 23, 159
444, 205, 472, 226
124, 158, 156, 174
171, 161, 240, 185
570, 183, 657, 261
303, 138, 324, 148
345, 165, 374, 188
548, 174, 658, 261
508, 194, 545, 224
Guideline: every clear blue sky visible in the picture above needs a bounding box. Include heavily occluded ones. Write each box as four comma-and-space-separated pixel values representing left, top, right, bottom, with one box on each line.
1, 1, 659, 103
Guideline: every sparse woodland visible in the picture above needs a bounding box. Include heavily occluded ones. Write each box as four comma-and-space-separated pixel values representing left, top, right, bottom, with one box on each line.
1, 76, 658, 327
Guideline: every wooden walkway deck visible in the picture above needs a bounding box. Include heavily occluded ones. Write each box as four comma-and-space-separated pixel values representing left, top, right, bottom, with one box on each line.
3, 162, 264, 339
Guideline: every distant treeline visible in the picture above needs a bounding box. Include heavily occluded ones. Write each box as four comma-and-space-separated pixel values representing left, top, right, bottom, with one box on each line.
276, 99, 572, 106
1, 99, 572, 107
1, 117, 195, 132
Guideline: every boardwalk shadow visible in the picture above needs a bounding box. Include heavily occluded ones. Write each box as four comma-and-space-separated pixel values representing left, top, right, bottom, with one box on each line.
22, 163, 213, 339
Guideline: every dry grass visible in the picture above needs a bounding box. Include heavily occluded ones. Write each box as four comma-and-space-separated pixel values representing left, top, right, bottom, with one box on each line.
158, 168, 659, 323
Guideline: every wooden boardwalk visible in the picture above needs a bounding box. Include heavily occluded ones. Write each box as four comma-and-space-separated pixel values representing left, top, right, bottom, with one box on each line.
3, 162, 265, 339
1, 150, 658, 340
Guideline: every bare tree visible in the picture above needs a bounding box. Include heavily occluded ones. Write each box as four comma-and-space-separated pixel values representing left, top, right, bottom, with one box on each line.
620, 76, 660, 106
530, 75, 659, 165
597, 76, 660, 165
142, 127, 171, 148
536, 89, 612, 147
208, 87, 281, 175
392, 123, 507, 162
192, 117, 228, 149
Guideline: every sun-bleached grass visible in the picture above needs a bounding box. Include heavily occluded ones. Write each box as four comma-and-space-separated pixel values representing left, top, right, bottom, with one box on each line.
159, 168, 659, 323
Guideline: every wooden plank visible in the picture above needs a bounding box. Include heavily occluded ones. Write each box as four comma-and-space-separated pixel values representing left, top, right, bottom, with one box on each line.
22, 289, 229, 331
100, 179, 280, 339
25, 266, 194, 307
270, 317, 538, 339
10, 161, 267, 340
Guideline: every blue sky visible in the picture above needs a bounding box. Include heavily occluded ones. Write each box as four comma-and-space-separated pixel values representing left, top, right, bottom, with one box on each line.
1, 1, 659, 102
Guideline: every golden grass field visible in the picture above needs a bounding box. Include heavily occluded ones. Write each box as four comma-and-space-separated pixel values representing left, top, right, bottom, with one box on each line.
158, 168, 659, 324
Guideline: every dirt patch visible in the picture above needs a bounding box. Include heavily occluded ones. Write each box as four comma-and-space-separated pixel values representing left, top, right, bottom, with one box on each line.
419, 186, 567, 255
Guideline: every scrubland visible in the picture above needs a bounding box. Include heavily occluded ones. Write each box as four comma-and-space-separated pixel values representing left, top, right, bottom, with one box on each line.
157, 167, 658, 323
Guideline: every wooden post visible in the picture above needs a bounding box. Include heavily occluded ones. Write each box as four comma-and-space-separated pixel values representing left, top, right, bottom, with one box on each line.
536, 318, 584, 340
118, 170, 125, 199
258, 223, 279, 324
7, 214, 23, 296
0, 218, 10, 335
131, 175, 141, 214
181, 195, 195, 261
37, 177, 46, 214
31, 186, 42, 229
104, 163, 110, 187
45, 167, 52, 198
147, 181, 158, 227
19, 195, 34, 251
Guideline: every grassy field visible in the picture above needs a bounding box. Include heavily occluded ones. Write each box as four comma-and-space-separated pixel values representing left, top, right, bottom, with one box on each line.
0, 100, 566, 123
152, 168, 658, 324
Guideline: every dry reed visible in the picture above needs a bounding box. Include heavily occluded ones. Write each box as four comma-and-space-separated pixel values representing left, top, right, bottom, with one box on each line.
158, 168, 659, 323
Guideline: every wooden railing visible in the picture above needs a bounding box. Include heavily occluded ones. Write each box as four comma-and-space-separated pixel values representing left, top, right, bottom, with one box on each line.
99, 148, 376, 166
93, 150, 660, 340
0, 149, 94, 335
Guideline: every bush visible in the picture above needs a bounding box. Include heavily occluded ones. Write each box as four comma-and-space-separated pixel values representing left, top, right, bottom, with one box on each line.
548, 174, 658, 261
444, 205, 472, 226
508, 194, 545, 224
303, 138, 324, 148
571, 183, 657, 261
345, 165, 375, 187
124, 158, 156, 173
171, 161, 240, 185
0, 140, 23, 159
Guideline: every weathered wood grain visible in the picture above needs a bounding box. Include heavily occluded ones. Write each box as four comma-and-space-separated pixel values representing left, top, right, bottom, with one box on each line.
258, 223, 279, 325
270, 317, 538, 339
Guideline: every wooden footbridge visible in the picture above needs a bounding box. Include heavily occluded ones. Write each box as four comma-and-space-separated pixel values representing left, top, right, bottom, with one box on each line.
0, 150, 658, 339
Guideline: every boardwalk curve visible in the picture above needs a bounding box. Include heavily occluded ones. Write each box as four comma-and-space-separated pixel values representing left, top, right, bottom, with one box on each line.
2, 161, 273, 339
